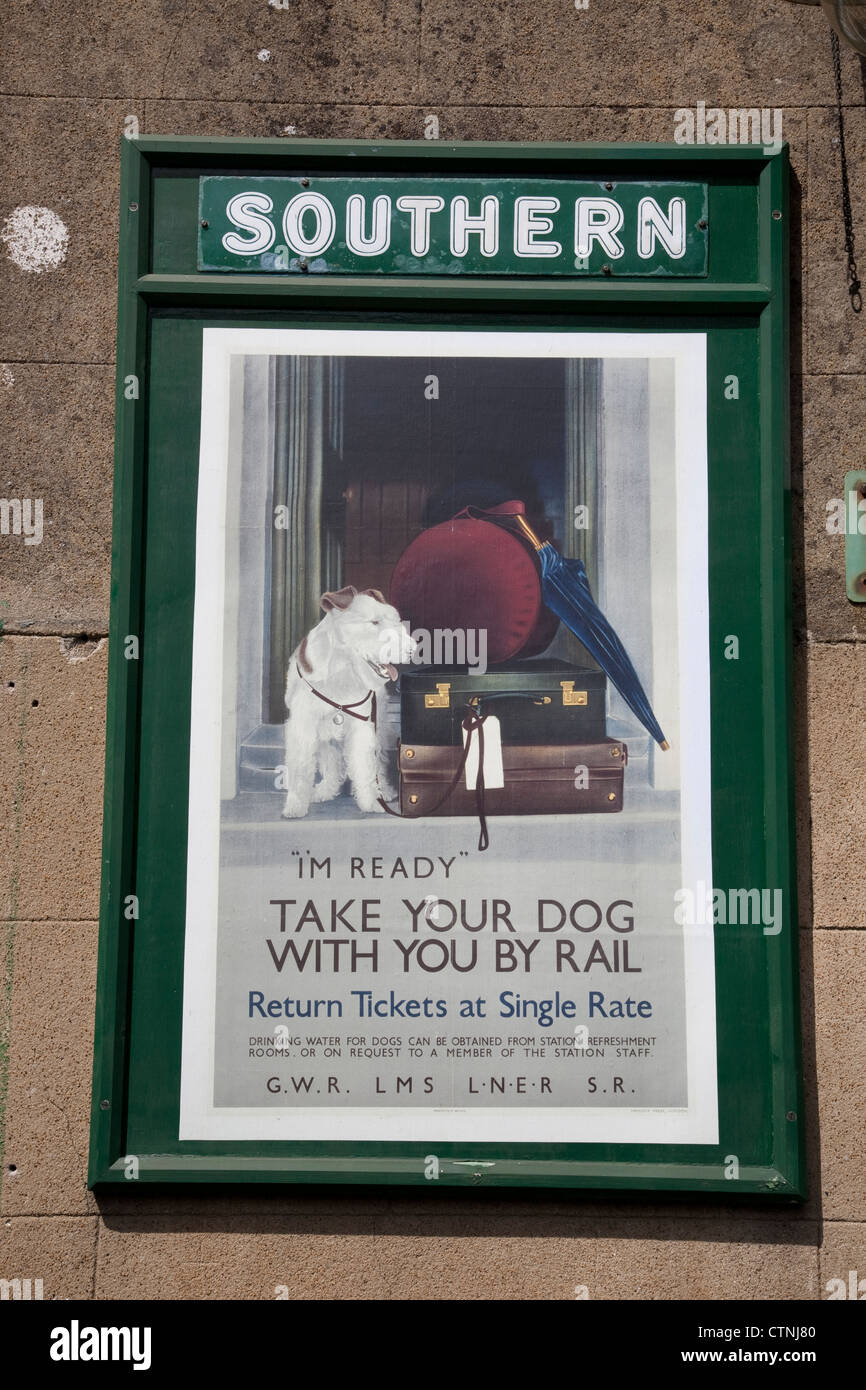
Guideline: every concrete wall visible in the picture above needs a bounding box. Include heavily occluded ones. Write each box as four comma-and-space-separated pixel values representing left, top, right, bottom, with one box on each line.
1, 0, 864, 1300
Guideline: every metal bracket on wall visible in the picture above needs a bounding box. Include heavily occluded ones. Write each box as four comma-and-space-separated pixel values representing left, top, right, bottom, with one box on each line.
845, 470, 866, 601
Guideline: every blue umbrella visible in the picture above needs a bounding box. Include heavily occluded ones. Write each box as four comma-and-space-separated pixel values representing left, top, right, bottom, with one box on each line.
515, 515, 669, 750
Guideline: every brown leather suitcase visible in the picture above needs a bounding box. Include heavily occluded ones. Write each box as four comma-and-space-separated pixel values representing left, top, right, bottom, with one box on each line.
398, 738, 627, 818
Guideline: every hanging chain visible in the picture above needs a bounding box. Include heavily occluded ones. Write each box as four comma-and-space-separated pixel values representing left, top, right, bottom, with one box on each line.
831, 28, 862, 313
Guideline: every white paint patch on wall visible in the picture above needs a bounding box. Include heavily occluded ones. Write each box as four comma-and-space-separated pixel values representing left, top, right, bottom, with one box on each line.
1, 206, 69, 273
59, 636, 106, 663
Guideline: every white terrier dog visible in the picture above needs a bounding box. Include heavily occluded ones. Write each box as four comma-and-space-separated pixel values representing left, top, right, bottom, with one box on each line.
281, 586, 416, 819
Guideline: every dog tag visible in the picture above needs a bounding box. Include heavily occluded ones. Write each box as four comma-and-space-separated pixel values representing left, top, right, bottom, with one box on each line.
463, 715, 504, 790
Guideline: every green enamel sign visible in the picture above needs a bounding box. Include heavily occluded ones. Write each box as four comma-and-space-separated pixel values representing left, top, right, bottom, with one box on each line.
198, 176, 709, 276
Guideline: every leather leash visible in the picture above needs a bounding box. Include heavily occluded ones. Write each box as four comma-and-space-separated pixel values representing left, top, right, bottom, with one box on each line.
377, 705, 490, 852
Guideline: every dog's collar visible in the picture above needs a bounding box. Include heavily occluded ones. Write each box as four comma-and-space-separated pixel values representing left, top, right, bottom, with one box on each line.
296, 666, 375, 723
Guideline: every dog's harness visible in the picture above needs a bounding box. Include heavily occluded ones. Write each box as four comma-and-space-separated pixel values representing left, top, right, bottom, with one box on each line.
295, 665, 376, 724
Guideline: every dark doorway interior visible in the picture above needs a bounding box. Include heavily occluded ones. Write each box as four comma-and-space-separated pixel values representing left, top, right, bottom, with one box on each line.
335, 356, 569, 601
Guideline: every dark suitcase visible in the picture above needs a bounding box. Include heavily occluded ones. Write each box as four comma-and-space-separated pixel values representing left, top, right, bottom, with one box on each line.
398, 738, 627, 818
399, 660, 606, 747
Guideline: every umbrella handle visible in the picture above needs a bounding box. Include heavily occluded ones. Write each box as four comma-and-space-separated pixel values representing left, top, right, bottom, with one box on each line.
513, 513, 544, 552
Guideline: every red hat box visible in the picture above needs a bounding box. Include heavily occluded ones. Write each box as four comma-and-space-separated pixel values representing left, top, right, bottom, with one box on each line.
390, 501, 559, 665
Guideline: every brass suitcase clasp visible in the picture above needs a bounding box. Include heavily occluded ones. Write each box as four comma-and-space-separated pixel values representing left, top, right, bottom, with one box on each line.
560, 681, 588, 707
424, 682, 451, 709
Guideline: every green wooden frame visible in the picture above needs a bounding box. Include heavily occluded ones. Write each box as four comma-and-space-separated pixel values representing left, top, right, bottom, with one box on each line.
89, 137, 802, 1196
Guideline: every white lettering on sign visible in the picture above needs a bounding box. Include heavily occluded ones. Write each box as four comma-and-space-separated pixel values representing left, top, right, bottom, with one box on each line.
514, 197, 562, 258
346, 194, 392, 255
222, 192, 276, 255
282, 192, 335, 256
637, 196, 687, 260
395, 195, 445, 257
449, 195, 499, 257
574, 197, 625, 259
218, 192, 699, 266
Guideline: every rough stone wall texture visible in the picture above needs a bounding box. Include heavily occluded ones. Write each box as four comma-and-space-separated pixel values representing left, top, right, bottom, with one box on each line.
0, 0, 864, 1300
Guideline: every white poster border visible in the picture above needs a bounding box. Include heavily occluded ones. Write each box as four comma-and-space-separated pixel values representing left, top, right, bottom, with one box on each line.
179, 326, 716, 1146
